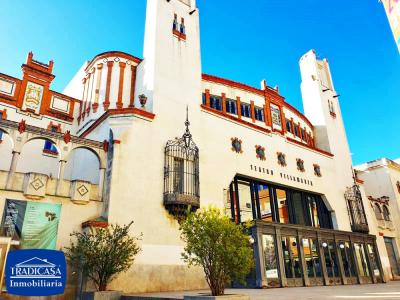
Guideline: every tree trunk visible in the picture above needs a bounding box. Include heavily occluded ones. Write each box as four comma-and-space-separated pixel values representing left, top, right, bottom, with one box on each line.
99, 283, 107, 291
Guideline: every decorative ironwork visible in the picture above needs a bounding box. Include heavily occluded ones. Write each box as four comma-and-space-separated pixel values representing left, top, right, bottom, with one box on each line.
345, 184, 369, 233
164, 107, 200, 217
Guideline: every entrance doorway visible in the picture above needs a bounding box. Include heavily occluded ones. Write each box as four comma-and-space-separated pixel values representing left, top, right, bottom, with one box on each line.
322, 240, 341, 285
384, 237, 400, 278
282, 236, 303, 286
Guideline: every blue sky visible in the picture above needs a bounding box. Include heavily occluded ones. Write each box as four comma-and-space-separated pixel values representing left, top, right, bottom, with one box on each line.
0, 0, 399, 165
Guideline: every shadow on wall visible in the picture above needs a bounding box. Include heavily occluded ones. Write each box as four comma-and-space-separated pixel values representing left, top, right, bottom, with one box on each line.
64, 147, 100, 184
0, 133, 101, 184
16, 138, 60, 177
0, 129, 13, 171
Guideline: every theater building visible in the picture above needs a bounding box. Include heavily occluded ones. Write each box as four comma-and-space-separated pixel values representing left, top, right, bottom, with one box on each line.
0, 0, 389, 295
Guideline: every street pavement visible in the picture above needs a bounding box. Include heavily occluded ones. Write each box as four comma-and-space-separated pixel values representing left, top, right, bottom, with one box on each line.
126, 281, 400, 299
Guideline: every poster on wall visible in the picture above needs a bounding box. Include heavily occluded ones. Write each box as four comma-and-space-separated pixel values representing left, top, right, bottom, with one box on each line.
270, 104, 282, 131
1, 200, 61, 250
382, 0, 400, 52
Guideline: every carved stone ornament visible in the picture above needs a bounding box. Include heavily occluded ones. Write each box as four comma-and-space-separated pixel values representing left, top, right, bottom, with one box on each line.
231, 137, 243, 153
296, 158, 305, 172
255, 145, 266, 160
277, 152, 286, 167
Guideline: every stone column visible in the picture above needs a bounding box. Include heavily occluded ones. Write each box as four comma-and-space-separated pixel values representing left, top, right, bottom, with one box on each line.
56, 160, 66, 195
6, 151, 20, 189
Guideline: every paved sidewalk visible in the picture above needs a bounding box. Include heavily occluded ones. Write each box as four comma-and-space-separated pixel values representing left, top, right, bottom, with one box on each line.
126, 281, 400, 300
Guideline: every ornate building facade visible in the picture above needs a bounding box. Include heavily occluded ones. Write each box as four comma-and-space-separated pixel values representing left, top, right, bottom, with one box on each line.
0, 0, 391, 296
355, 158, 400, 281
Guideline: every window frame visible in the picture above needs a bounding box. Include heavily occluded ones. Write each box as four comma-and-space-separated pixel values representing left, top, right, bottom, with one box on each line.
229, 176, 332, 229
240, 103, 251, 118
225, 98, 237, 115
254, 106, 264, 122
209, 95, 222, 111
382, 205, 390, 221
286, 119, 292, 133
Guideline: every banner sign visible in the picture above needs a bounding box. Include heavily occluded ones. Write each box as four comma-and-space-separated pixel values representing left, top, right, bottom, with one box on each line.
1, 200, 61, 249
5, 249, 66, 296
382, 0, 400, 52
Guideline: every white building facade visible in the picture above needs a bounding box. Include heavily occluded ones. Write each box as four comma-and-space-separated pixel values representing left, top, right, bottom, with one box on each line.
0, 0, 391, 297
355, 158, 400, 281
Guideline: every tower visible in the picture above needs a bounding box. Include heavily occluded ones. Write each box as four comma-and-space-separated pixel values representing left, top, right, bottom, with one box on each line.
136, 0, 202, 116
299, 50, 353, 185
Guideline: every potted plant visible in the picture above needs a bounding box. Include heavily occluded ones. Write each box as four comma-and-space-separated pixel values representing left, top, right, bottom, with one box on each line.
65, 222, 141, 300
180, 207, 253, 299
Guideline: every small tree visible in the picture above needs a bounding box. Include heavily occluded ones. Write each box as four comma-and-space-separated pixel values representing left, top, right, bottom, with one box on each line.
65, 222, 141, 291
180, 207, 254, 296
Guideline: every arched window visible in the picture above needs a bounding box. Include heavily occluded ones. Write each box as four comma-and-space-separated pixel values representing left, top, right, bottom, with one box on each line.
382, 205, 391, 221
374, 204, 383, 220
164, 110, 199, 217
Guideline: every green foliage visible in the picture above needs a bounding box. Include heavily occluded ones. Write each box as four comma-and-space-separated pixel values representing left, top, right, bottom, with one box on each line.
180, 207, 254, 296
64, 222, 141, 291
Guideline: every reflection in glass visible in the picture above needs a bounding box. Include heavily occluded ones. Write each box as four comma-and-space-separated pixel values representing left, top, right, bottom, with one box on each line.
307, 195, 320, 228
258, 184, 273, 222
276, 189, 289, 224
339, 242, 356, 278
282, 236, 302, 278
367, 244, 380, 277
292, 192, 306, 225
354, 243, 370, 277
323, 241, 339, 278
262, 235, 279, 286
237, 181, 253, 222
303, 238, 321, 278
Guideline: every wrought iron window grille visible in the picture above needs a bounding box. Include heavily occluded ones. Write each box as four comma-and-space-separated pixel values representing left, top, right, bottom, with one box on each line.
163, 108, 200, 218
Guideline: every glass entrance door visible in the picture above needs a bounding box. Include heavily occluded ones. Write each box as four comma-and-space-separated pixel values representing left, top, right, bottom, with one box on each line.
262, 234, 280, 287
302, 238, 323, 285
384, 237, 400, 278
339, 241, 357, 284
282, 236, 303, 286
367, 243, 382, 283
354, 243, 371, 283
322, 241, 341, 285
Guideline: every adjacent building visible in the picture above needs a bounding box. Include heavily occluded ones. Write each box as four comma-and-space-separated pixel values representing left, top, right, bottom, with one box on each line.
381, 0, 400, 52
355, 158, 400, 280
0, 0, 391, 296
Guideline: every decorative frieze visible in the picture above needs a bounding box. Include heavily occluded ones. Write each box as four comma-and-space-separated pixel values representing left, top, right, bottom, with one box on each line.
23, 173, 48, 198
70, 180, 92, 205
